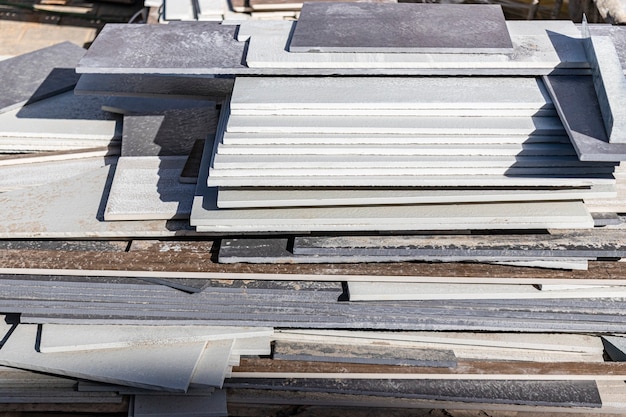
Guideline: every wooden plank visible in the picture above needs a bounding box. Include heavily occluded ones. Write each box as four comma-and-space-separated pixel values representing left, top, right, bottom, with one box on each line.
6, 248, 626, 284
232, 358, 626, 380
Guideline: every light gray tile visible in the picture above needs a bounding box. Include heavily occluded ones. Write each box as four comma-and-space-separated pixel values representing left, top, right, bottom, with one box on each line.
216, 184, 615, 209
0, 325, 205, 392
189, 340, 234, 388
39, 324, 272, 353
0, 166, 198, 238
0, 91, 118, 141
229, 76, 553, 113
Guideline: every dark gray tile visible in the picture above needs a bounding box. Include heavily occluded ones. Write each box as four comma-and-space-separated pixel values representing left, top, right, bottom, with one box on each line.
0, 42, 84, 114
224, 379, 602, 408
289, 3, 513, 54
543, 75, 626, 161
293, 230, 626, 258
78, 23, 246, 74
602, 335, 626, 361
75, 74, 234, 100
121, 107, 218, 156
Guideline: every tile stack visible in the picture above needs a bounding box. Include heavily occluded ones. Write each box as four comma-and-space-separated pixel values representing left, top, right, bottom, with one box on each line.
4, 3, 626, 415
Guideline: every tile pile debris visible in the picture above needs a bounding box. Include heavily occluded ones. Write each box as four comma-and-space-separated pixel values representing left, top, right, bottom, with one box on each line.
3, 4, 626, 415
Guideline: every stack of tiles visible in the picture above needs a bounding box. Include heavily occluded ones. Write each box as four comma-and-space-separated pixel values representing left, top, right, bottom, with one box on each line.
190, 75, 616, 233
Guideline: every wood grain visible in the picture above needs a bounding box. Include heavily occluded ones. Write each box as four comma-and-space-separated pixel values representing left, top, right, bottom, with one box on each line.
233, 358, 626, 380
2, 242, 626, 284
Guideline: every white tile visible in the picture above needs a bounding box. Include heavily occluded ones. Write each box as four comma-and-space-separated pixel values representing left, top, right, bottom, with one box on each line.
221, 132, 568, 145
347, 282, 626, 301
225, 114, 565, 135
211, 153, 590, 169
164, 0, 196, 20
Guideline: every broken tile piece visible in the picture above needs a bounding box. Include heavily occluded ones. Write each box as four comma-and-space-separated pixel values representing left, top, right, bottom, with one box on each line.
0, 325, 206, 392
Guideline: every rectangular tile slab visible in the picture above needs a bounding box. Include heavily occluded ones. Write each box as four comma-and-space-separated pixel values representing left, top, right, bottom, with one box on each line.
347, 281, 626, 301
289, 3, 513, 54
77, 23, 247, 74
216, 184, 615, 209
39, 324, 272, 353
230, 76, 553, 112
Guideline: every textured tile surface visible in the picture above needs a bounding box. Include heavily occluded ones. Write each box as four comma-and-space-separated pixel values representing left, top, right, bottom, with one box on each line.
289, 3, 513, 53
273, 340, 457, 367
0, 166, 198, 238
78, 23, 246, 74
224, 378, 602, 407
104, 156, 195, 221
0, 324, 205, 391
0, 42, 84, 114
